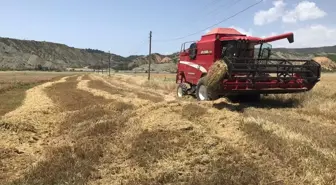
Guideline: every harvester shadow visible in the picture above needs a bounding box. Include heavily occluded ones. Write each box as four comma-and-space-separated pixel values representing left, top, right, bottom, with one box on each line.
213, 98, 299, 112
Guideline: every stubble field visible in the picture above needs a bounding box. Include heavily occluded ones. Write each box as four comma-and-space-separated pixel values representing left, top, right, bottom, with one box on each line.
0, 71, 335, 185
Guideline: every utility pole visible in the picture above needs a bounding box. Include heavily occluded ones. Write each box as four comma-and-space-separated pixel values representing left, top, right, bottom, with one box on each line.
101, 57, 103, 74
108, 51, 111, 76
148, 31, 152, 80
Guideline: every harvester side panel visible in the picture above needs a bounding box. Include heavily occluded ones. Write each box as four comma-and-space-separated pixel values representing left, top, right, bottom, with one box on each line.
177, 38, 221, 85
178, 51, 203, 84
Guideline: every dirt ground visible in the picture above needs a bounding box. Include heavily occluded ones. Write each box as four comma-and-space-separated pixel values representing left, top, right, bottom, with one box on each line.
0, 72, 335, 185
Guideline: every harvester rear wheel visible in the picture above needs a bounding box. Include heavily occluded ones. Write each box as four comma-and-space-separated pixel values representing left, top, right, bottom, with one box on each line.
177, 83, 188, 98
196, 77, 219, 101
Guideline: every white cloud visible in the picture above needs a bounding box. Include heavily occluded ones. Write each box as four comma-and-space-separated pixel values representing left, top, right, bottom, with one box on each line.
254, 0, 285, 25
282, 1, 327, 23
269, 25, 336, 48
204, 29, 210, 34
230, 26, 253, 36
254, 0, 326, 25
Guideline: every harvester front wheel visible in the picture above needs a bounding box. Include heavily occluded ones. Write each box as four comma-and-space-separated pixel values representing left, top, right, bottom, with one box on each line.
177, 83, 188, 98
196, 77, 219, 101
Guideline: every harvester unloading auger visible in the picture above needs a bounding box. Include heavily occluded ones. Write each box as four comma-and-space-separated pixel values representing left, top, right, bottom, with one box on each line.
176, 28, 321, 101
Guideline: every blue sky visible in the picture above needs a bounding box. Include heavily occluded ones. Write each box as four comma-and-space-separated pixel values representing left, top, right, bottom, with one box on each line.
1, 0, 335, 56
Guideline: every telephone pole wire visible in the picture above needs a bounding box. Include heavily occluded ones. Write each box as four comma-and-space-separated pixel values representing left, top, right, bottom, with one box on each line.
148, 31, 152, 81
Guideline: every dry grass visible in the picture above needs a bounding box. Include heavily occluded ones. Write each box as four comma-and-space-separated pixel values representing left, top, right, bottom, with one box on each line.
11, 144, 103, 185
0, 71, 76, 89
0, 83, 37, 116
45, 76, 112, 111
2, 72, 336, 185
141, 80, 176, 92
0, 73, 69, 116
122, 73, 336, 185
81, 74, 91, 80
10, 75, 135, 185
128, 129, 189, 168
185, 148, 278, 185
111, 73, 177, 93
240, 120, 336, 184
181, 103, 207, 120
88, 80, 126, 96
136, 92, 164, 103
89, 78, 165, 103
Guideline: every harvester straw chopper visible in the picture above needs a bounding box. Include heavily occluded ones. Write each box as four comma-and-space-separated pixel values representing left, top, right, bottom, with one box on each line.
176, 28, 321, 101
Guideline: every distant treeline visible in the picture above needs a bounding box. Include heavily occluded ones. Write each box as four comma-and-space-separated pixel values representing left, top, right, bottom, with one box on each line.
88, 62, 129, 70
83, 48, 106, 54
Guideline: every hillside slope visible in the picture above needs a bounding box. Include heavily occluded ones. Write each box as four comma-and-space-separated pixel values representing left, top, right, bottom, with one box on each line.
271, 47, 336, 71
0, 37, 178, 71
273, 45, 336, 54
0, 38, 131, 70
127, 53, 178, 68
0, 36, 335, 72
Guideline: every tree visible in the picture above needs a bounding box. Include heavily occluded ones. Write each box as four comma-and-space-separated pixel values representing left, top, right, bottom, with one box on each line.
37, 64, 43, 70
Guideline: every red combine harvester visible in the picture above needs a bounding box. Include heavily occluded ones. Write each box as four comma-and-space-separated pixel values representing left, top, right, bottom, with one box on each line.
176, 28, 321, 101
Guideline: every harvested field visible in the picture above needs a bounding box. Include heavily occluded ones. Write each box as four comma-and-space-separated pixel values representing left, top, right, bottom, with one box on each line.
0, 72, 77, 116
1, 72, 336, 185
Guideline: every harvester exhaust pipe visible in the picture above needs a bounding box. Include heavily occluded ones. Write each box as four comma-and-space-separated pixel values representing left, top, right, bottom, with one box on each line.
263, 32, 294, 43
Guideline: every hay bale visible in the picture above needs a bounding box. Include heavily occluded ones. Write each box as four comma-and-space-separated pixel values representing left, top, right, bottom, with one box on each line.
205, 59, 228, 89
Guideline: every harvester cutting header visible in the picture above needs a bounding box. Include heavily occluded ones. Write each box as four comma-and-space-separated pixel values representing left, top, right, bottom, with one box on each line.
176, 28, 321, 101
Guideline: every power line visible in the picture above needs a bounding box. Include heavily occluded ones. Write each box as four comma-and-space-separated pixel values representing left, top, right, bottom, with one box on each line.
203, 0, 243, 18
153, 0, 262, 42
184, 0, 242, 29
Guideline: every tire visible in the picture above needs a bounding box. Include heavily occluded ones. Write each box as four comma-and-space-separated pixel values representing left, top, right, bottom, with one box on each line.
196, 77, 219, 101
177, 83, 188, 98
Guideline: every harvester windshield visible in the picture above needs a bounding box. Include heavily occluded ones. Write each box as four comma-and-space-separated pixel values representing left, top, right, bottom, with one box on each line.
254, 43, 272, 59
221, 41, 272, 60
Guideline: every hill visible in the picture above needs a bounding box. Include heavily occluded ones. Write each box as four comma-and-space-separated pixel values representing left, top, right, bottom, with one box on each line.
127, 52, 179, 73
0, 37, 134, 71
273, 45, 336, 55
0, 36, 335, 72
271, 46, 336, 71
0, 37, 178, 72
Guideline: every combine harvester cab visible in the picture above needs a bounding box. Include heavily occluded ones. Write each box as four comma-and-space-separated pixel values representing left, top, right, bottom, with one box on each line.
176, 28, 321, 101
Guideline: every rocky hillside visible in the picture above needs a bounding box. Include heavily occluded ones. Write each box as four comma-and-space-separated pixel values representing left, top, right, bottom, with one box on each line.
0, 38, 135, 71
127, 53, 178, 68
0, 37, 179, 71
126, 52, 179, 73
271, 47, 336, 71
274, 45, 336, 55
0, 36, 335, 72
